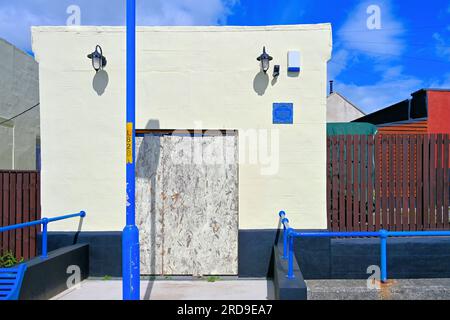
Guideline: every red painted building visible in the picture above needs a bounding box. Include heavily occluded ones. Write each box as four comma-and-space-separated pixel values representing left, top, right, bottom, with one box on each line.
354, 89, 450, 170
354, 89, 450, 134
428, 90, 450, 134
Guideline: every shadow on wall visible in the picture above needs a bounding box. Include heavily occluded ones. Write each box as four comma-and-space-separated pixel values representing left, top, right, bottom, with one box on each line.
72, 215, 86, 244
271, 76, 278, 86
92, 70, 109, 96
253, 71, 269, 96
136, 119, 161, 300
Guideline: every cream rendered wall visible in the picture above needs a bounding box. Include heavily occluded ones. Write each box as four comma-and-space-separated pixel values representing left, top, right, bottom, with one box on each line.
32, 25, 332, 231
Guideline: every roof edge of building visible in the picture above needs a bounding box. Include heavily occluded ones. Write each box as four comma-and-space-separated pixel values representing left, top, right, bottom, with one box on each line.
329, 92, 366, 115
0, 38, 35, 60
31, 23, 332, 33
412, 88, 450, 95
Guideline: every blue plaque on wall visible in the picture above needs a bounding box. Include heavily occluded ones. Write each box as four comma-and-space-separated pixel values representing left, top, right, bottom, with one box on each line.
273, 103, 294, 124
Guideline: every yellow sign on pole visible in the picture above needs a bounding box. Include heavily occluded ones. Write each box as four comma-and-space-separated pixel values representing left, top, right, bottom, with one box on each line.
126, 122, 133, 164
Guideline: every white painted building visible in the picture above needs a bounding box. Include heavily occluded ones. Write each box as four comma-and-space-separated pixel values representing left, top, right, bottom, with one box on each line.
32, 25, 332, 276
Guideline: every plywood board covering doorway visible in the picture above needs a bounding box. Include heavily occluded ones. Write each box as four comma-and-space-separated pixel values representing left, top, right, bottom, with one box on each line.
136, 131, 238, 276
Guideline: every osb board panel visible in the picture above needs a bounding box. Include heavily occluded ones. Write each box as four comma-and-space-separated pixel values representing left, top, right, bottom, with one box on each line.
136, 134, 238, 276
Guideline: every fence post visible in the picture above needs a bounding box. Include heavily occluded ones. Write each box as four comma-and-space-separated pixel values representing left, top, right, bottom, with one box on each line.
41, 218, 48, 259
380, 229, 388, 283
282, 218, 289, 260
287, 229, 295, 279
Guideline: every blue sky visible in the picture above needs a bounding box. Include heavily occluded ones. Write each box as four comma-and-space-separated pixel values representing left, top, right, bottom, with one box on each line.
1, 0, 449, 113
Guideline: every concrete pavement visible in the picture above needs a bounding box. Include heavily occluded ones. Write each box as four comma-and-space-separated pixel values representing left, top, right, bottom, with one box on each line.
306, 279, 450, 300
52, 279, 274, 300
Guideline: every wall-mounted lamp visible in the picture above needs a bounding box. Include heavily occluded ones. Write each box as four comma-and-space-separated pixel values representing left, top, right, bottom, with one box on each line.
257, 46, 273, 73
87, 45, 107, 72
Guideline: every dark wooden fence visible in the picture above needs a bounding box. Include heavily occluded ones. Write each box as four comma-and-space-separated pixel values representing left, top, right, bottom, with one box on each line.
327, 134, 450, 231
0, 171, 41, 260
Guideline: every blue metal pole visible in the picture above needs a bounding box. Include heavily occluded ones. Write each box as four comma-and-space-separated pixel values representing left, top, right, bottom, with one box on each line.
123, 0, 140, 300
41, 218, 48, 259
380, 229, 388, 283
287, 229, 295, 279
282, 218, 289, 260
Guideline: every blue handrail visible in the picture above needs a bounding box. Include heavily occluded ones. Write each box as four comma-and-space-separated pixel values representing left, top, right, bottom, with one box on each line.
278, 211, 450, 282
0, 211, 86, 259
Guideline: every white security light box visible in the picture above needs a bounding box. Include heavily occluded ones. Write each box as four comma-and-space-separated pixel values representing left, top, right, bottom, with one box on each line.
288, 51, 301, 72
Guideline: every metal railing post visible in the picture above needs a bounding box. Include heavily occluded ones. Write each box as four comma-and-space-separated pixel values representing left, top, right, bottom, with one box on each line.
41, 218, 48, 259
282, 218, 289, 260
287, 229, 295, 279
380, 229, 388, 283
279, 211, 289, 260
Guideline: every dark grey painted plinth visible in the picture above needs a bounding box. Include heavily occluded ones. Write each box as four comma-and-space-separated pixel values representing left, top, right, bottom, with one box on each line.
43, 230, 450, 280
329, 237, 450, 279
273, 245, 307, 300
40, 232, 122, 277
20, 244, 89, 300
239, 230, 279, 277
293, 236, 450, 280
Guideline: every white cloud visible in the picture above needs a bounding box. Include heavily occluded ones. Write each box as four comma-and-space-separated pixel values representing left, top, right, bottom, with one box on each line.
429, 73, 450, 88
337, 0, 406, 59
432, 5, 450, 61
138, 0, 238, 26
330, 0, 407, 81
327, 49, 351, 79
378, 65, 403, 80
432, 32, 450, 60
328, 0, 424, 113
334, 65, 450, 114
0, 0, 238, 52
336, 72, 423, 113
0, 3, 54, 51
